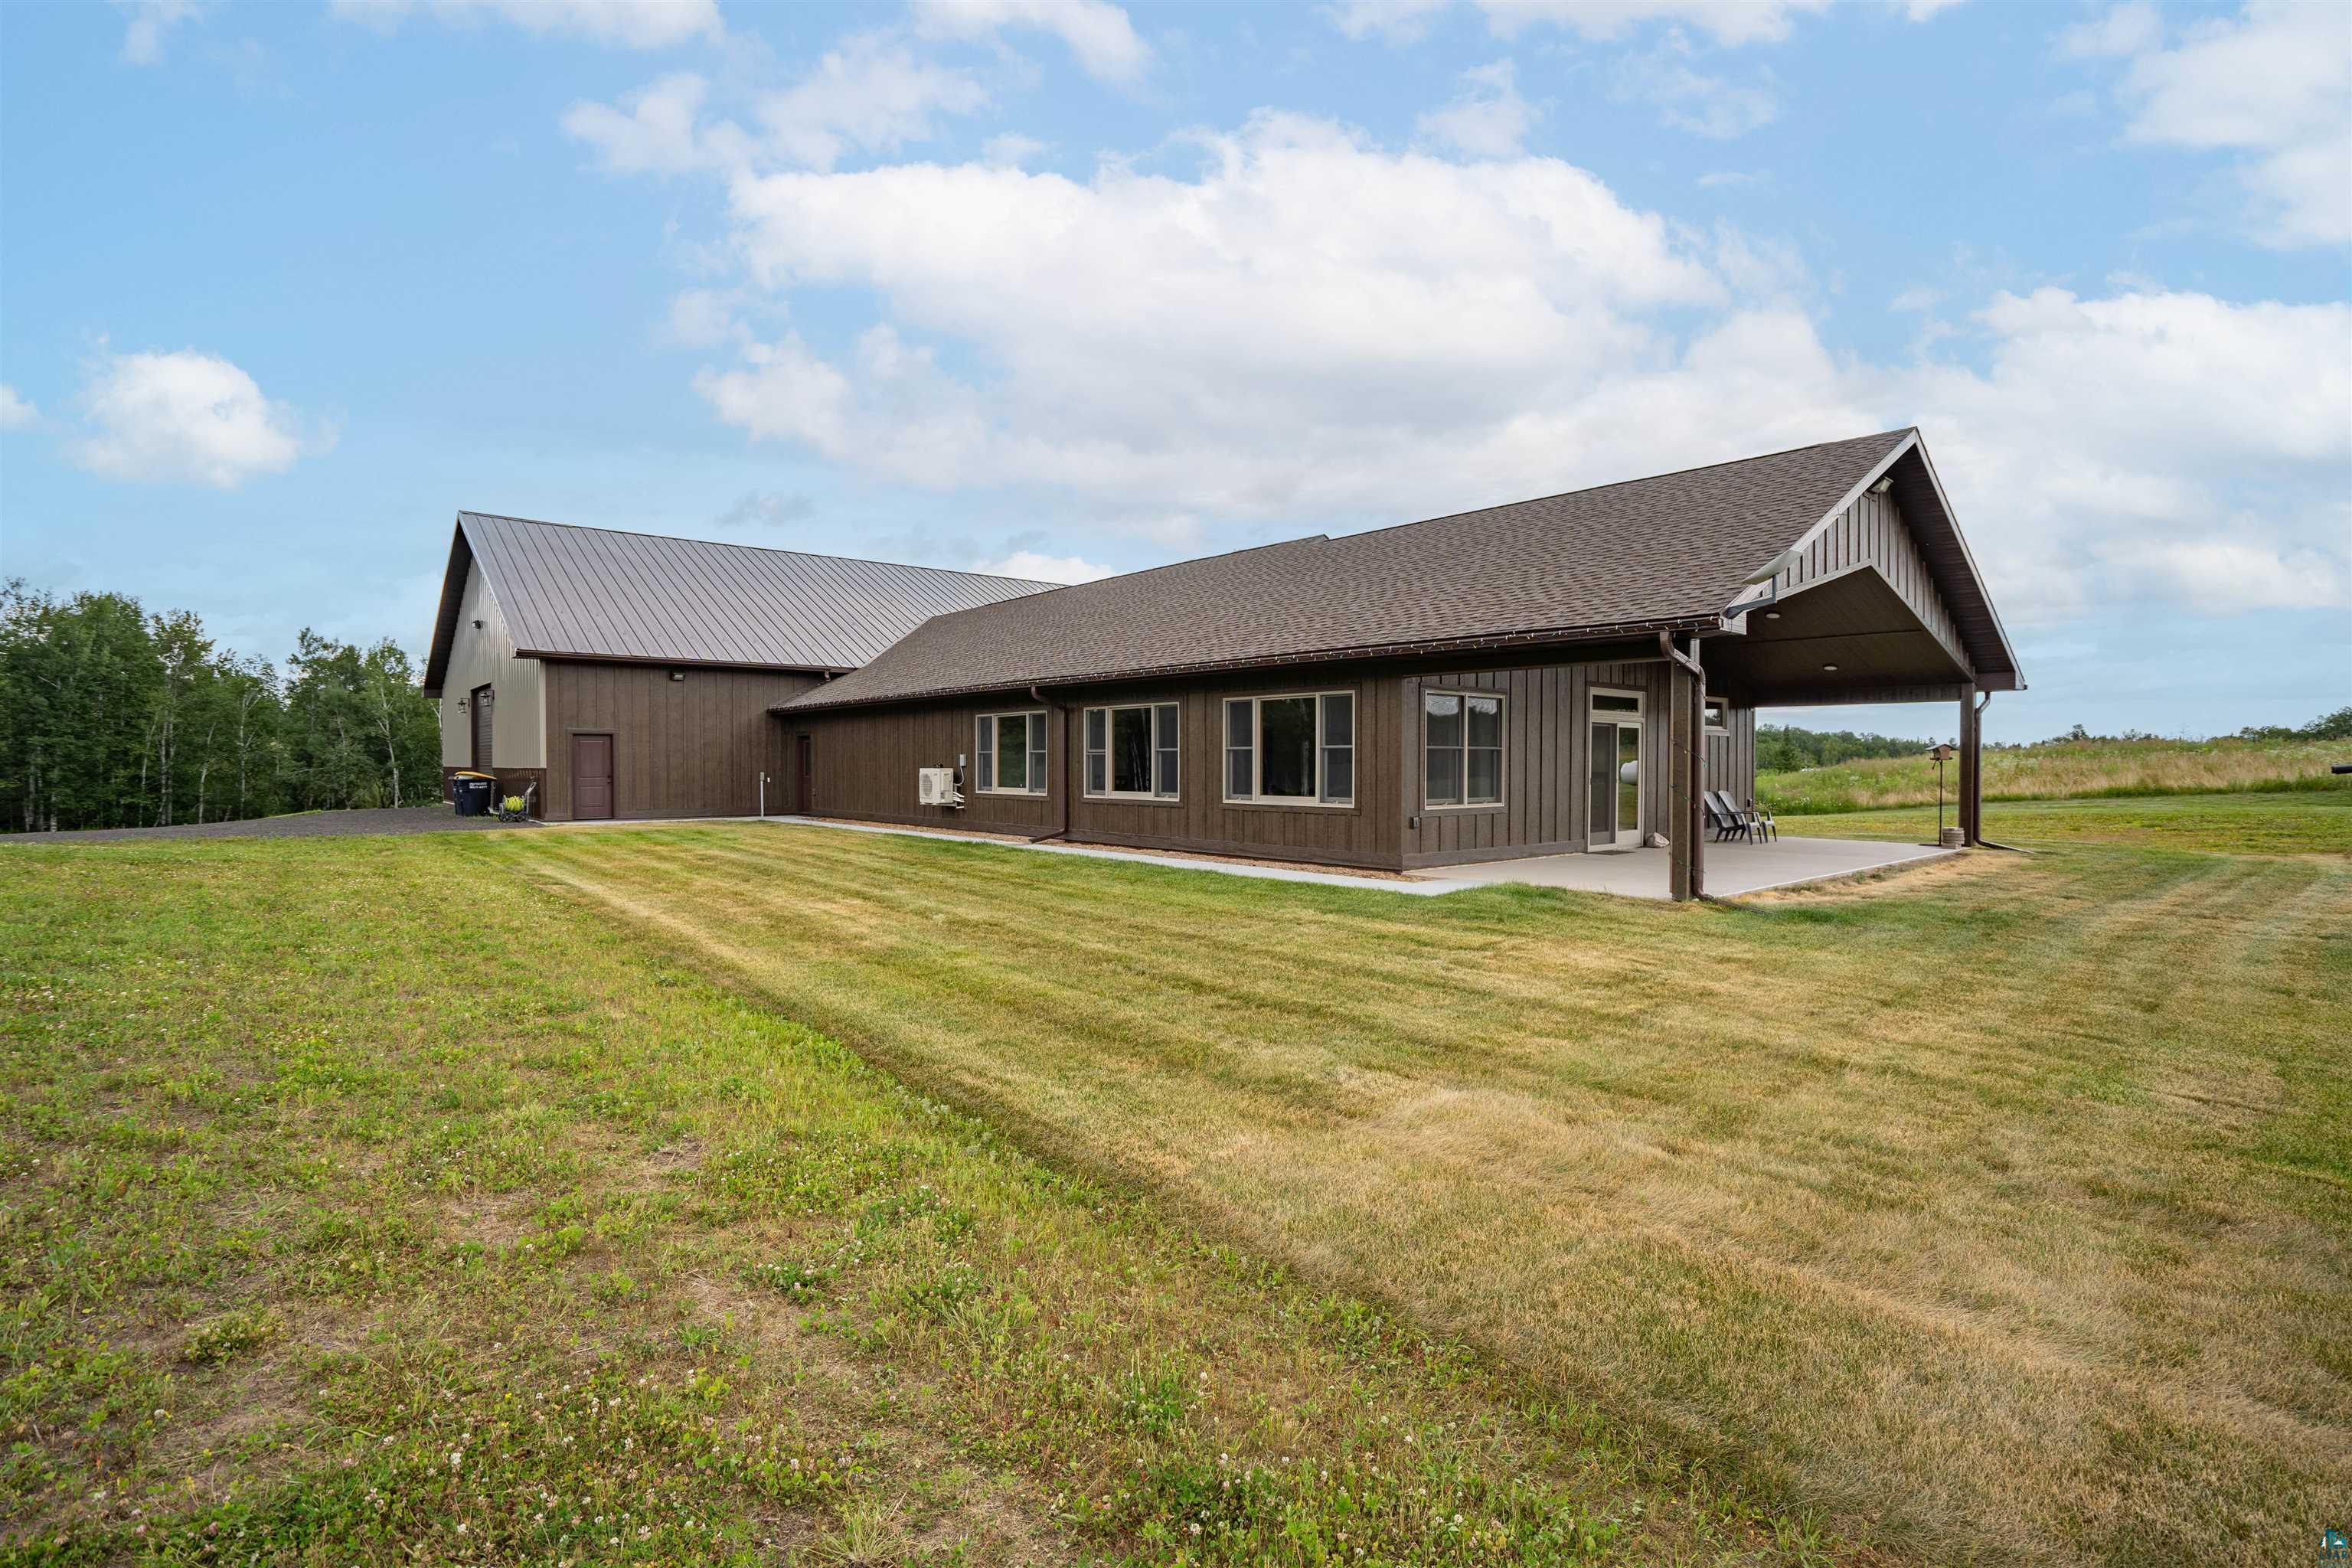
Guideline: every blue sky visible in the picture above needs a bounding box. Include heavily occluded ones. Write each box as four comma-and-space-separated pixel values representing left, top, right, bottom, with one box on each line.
2, 0, 2346, 743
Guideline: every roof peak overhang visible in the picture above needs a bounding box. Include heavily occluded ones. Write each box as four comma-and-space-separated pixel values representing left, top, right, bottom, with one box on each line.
1723, 429, 2022, 692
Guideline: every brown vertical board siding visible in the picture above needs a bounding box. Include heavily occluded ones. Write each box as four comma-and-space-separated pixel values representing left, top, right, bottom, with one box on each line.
541, 659, 816, 821
795, 646, 1735, 873
1703, 703, 1756, 802
795, 699, 1057, 837
1772, 489, 1971, 677
798, 671, 1403, 868
1393, 653, 1677, 869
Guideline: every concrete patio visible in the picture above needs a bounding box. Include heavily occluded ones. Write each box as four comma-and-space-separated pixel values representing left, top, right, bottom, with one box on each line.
1410, 835, 1958, 897
760, 816, 1955, 900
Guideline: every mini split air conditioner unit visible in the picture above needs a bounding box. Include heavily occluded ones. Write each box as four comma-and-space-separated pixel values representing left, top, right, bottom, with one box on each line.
917, 767, 964, 809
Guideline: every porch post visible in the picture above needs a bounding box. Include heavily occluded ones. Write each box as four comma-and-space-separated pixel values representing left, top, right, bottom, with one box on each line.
1958, 688, 1982, 846
1666, 655, 1701, 901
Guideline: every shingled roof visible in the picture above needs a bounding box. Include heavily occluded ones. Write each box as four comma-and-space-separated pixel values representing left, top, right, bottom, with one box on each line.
782, 427, 2015, 712
422, 513, 1058, 694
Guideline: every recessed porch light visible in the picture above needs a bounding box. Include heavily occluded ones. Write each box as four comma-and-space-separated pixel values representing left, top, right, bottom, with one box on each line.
1764, 610, 1782, 619
1821, 662, 1840, 672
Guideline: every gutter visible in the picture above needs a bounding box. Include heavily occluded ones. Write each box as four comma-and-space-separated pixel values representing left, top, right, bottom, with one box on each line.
1027, 684, 1072, 843
779, 613, 1726, 715
1659, 630, 1708, 901
1969, 689, 2030, 854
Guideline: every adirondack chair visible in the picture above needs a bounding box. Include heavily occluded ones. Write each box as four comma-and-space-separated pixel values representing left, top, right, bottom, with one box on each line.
1702, 791, 1751, 842
1724, 792, 1778, 842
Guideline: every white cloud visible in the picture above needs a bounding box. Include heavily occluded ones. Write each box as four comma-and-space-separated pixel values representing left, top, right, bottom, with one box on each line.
1612, 44, 1780, 137
982, 132, 1047, 166
598, 100, 2346, 620
332, 0, 721, 48
564, 37, 987, 175
975, 550, 1116, 583
2069, 1, 2351, 247
70, 348, 318, 488
1326, 0, 1455, 44
2056, 2, 2161, 60
1902, 0, 1965, 18
1696, 168, 1769, 188
119, 0, 200, 64
662, 286, 749, 348
562, 71, 732, 174
757, 34, 988, 171
911, 0, 1149, 85
1416, 59, 1537, 156
0, 384, 36, 430
1479, 0, 1831, 47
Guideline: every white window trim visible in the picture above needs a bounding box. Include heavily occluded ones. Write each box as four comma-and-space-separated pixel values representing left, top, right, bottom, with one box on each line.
975, 709, 1050, 796
1084, 701, 1181, 802
1222, 690, 1356, 808
1589, 684, 1645, 717
1423, 688, 1507, 811
1588, 686, 1645, 848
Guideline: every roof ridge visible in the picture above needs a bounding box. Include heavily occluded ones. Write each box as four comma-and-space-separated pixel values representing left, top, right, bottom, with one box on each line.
1334, 427, 1916, 544
454, 511, 1061, 589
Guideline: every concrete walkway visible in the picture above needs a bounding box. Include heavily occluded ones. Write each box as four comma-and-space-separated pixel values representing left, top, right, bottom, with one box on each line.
760, 815, 1954, 900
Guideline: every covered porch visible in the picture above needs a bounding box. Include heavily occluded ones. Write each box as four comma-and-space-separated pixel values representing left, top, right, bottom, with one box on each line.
1652, 449, 2024, 900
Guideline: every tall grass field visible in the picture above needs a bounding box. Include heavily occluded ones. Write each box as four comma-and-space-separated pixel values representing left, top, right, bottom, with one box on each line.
1759, 731, 2350, 814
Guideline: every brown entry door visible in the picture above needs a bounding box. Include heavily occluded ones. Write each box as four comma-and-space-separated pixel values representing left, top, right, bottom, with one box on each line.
795, 734, 812, 815
572, 733, 615, 820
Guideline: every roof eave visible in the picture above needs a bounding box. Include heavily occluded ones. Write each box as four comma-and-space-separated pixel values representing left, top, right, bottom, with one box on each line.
523, 648, 856, 677
773, 612, 1729, 714
419, 516, 478, 697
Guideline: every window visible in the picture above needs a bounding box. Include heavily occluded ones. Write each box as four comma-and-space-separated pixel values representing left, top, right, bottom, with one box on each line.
1704, 697, 1729, 734
1590, 691, 1641, 714
1425, 690, 1504, 807
1085, 702, 1180, 799
1223, 691, 1354, 805
975, 710, 1048, 795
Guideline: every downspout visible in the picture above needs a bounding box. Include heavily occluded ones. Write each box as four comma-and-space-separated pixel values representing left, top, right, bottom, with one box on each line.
1659, 630, 1707, 900
1027, 684, 1072, 843
1969, 690, 2029, 853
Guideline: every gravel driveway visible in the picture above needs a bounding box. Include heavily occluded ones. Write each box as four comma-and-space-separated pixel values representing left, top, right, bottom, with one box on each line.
5, 808, 538, 844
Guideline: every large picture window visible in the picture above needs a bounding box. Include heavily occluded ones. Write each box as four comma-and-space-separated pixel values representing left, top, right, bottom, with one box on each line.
1223, 691, 1354, 806
1425, 690, 1503, 807
975, 710, 1048, 795
1085, 702, 1180, 799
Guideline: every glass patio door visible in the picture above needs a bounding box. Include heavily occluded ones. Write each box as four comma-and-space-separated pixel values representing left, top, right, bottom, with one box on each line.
1587, 689, 1644, 849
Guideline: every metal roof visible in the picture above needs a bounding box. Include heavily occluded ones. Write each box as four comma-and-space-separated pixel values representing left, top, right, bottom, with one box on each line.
422, 513, 1060, 694
783, 428, 2019, 711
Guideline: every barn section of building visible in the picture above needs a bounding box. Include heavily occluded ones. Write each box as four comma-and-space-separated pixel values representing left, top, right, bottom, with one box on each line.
419, 513, 1058, 821
777, 428, 2022, 895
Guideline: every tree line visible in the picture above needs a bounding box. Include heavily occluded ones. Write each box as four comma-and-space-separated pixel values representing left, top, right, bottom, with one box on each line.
0, 580, 442, 834
1759, 707, 2352, 775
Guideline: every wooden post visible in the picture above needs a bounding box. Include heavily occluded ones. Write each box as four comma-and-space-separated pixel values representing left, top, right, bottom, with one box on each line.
1688, 663, 1707, 899
1958, 690, 1982, 846
1667, 662, 1697, 901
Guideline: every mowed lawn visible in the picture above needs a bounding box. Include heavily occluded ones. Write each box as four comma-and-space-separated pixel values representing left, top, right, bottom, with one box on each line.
500, 799, 2350, 1566
3, 836, 1883, 1565
6, 795, 2347, 1565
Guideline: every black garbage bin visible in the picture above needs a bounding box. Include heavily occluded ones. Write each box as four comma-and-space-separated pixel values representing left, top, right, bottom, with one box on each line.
452, 772, 496, 816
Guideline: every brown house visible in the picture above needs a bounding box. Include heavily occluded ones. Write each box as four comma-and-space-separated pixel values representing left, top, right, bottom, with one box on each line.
773, 428, 2020, 899
421, 428, 2019, 900
418, 512, 1057, 820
